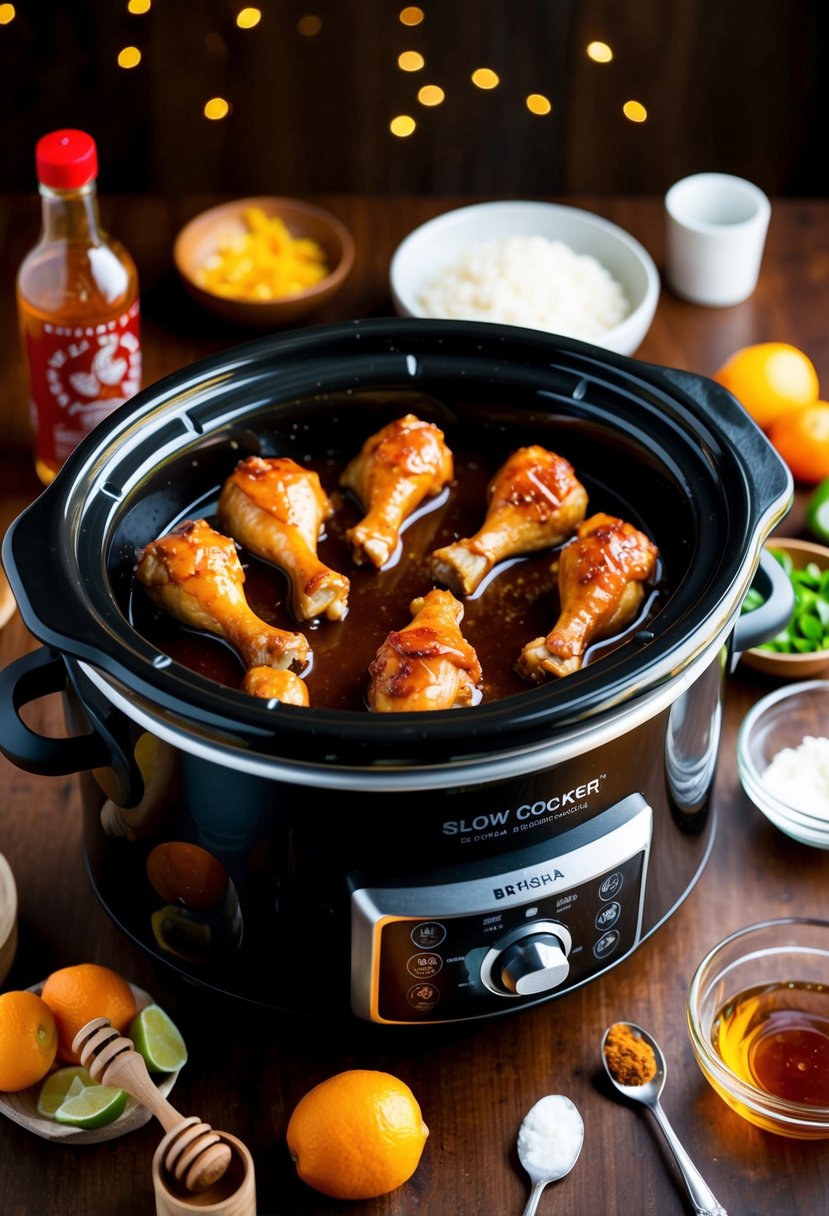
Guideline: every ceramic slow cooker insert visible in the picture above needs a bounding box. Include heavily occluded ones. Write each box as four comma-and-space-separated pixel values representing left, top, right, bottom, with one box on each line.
0, 319, 793, 1023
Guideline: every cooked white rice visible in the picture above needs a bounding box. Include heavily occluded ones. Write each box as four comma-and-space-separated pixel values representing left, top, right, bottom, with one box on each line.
762, 735, 829, 818
417, 235, 630, 339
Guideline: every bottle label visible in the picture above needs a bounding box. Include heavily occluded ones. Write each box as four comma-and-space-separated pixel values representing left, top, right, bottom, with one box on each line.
26, 300, 142, 469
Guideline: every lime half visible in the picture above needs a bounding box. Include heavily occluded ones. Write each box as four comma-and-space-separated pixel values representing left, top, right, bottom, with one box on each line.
54, 1082, 128, 1129
37, 1067, 95, 1119
129, 1004, 188, 1073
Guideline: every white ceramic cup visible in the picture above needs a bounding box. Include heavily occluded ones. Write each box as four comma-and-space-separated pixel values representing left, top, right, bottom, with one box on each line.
664, 173, 771, 307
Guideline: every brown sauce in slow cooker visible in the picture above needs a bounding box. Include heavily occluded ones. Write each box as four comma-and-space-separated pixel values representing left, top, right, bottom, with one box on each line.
129, 419, 661, 712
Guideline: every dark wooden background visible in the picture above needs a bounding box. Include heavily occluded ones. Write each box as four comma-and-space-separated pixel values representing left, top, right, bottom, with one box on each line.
0, 0, 826, 198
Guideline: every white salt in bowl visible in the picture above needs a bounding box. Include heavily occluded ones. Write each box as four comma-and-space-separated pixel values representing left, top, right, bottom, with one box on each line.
390, 200, 660, 356
737, 680, 829, 847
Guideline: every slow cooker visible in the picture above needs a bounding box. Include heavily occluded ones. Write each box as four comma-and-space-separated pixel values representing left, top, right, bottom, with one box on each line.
0, 319, 793, 1024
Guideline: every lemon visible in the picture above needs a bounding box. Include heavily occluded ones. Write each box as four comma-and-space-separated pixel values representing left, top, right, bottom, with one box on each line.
54, 1081, 127, 1129
37, 1066, 95, 1118
129, 1004, 188, 1073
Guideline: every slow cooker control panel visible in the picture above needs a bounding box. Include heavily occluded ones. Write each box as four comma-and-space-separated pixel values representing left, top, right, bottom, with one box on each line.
350, 793, 652, 1023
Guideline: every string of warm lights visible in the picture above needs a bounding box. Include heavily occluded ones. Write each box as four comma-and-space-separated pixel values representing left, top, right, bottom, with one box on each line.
388, 7, 646, 138
0, 4, 648, 133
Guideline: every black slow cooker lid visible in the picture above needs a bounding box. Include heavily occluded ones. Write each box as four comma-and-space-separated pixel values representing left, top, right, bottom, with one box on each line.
5, 319, 791, 763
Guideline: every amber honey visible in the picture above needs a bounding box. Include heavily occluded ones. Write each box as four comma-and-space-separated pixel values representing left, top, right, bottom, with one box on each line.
712, 981, 829, 1106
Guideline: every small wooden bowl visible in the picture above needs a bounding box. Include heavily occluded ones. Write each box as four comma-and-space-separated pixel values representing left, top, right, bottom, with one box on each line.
0, 855, 18, 985
741, 537, 829, 678
0, 983, 180, 1144
173, 195, 355, 329
0, 560, 16, 630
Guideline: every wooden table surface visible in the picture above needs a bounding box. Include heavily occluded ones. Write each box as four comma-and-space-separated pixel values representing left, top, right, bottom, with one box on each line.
1, 194, 828, 1216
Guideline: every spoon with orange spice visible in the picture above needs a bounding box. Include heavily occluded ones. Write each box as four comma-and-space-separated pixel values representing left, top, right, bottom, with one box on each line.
601, 1022, 728, 1216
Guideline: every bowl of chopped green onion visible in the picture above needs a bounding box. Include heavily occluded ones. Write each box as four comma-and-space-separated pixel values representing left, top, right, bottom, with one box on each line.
741, 538, 829, 678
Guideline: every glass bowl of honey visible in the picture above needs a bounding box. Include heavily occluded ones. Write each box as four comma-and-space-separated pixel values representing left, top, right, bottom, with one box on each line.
687, 918, 829, 1138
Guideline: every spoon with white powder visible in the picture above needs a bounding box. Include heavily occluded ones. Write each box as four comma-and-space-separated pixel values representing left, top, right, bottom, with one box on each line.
516, 1093, 583, 1215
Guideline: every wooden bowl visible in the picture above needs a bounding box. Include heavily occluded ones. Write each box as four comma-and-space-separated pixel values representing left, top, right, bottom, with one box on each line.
0, 855, 18, 985
741, 537, 829, 678
173, 195, 355, 329
0, 559, 16, 630
0, 983, 180, 1144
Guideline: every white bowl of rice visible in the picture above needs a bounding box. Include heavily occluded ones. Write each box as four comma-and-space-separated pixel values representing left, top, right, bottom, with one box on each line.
390, 200, 660, 356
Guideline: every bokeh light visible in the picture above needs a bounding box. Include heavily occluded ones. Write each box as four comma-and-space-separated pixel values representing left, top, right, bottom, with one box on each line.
236, 7, 261, 28
117, 46, 142, 69
390, 115, 416, 137
297, 14, 321, 36
587, 41, 613, 62
471, 67, 499, 90
399, 6, 424, 25
417, 84, 445, 106
623, 100, 647, 122
0, 3, 16, 22
398, 50, 425, 71
526, 93, 552, 115
204, 97, 231, 120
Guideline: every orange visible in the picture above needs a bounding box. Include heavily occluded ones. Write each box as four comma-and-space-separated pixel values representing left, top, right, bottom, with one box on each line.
40, 963, 138, 1064
286, 1069, 429, 1200
0, 990, 58, 1091
714, 342, 819, 431
146, 841, 229, 911
768, 401, 829, 485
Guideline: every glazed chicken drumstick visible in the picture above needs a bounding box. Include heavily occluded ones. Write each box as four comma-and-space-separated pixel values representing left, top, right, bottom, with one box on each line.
368, 588, 482, 712
517, 512, 658, 682
135, 518, 310, 672
218, 455, 349, 622
430, 445, 588, 595
341, 414, 454, 569
241, 666, 309, 706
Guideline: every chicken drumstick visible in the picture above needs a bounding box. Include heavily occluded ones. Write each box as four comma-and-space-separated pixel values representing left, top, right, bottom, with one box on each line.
516, 512, 658, 682
430, 445, 588, 595
135, 518, 309, 672
341, 414, 454, 568
368, 588, 482, 712
218, 455, 349, 622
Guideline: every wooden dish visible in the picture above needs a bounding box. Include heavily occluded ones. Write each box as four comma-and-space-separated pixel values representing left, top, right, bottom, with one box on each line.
0, 854, 18, 985
0, 983, 180, 1144
0, 560, 16, 630
741, 537, 829, 679
173, 195, 355, 329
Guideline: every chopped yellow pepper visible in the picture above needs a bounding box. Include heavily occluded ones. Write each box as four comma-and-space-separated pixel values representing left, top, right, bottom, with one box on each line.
197, 207, 329, 301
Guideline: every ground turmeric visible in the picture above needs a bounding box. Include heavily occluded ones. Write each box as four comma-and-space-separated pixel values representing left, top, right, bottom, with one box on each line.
604, 1022, 658, 1087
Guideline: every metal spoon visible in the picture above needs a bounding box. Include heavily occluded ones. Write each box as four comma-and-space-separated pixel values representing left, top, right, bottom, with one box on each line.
601, 1022, 728, 1216
517, 1093, 584, 1216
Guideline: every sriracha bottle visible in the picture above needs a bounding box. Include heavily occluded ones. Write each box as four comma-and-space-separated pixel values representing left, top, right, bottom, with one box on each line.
16, 128, 141, 485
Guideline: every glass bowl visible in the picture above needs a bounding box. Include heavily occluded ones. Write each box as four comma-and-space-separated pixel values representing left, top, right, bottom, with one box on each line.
737, 679, 829, 847
687, 918, 829, 1138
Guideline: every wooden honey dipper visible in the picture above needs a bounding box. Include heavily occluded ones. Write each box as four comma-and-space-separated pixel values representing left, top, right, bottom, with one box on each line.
73, 1017, 232, 1194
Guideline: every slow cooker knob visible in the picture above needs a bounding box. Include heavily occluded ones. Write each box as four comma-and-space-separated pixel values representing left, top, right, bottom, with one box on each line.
498, 928, 572, 996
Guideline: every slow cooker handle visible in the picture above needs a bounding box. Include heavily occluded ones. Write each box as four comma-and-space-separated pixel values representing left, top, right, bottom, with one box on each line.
0, 647, 143, 805
731, 547, 794, 654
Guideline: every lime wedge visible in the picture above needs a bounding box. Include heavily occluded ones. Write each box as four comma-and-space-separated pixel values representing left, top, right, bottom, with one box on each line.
129, 1004, 188, 1073
54, 1082, 127, 1129
37, 1066, 95, 1119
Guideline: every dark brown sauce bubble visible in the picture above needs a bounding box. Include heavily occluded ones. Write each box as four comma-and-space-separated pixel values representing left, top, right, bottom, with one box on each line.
129, 439, 660, 712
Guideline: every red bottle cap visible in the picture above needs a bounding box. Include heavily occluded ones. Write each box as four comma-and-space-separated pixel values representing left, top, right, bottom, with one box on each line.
35, 129, 98, 189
